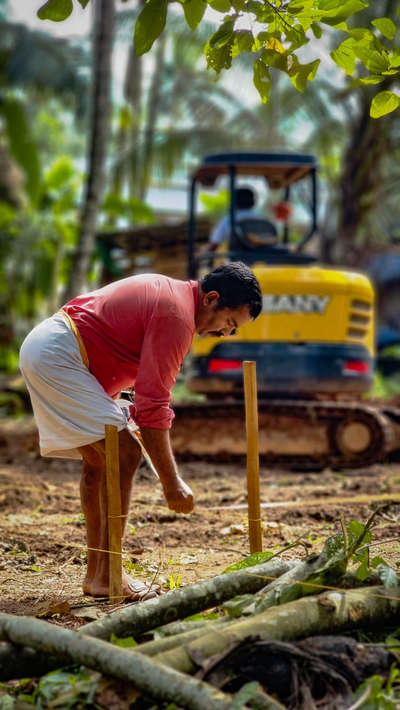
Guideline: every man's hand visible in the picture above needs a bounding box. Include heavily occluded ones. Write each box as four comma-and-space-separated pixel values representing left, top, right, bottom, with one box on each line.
163, 475, 194, 514
139, 427, 194, 514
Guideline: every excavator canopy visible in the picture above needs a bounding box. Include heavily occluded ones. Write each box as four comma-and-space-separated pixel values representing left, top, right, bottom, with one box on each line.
192, 152, 317, 189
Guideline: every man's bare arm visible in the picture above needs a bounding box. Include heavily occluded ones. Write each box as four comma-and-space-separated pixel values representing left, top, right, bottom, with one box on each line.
139, 427, 194, 514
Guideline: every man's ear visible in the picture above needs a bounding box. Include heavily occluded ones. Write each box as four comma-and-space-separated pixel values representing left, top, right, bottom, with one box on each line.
203, 290, 220, 307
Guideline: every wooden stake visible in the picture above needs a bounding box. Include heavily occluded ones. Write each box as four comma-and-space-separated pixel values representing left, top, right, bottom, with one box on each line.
243, 361, 263, 553
105, 424, 123, 603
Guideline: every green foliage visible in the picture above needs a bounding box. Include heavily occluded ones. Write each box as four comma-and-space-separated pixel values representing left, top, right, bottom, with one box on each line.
0, 98, 41, 204
169, 572, 182, 590
223, 593, 257, 617
205, 20, 236, 72
253, 60, 272, 104
0, 154, 82, 373
229, 681, 260, 709
379, 344, 400, 358
185, 611, 222, 620
34, 667, 98, 708
102, 193, 155, 226
223, 550, 274, 573
124, 560, 144, 573
305, 516, 398, 594
0, 15, 92, 373
199, 188, 229, 214
44, 157, 76, 192
171, 382, 205, 403
110, 632, 138, 647
351, 665, 400, 709
372, 17, 397, 40
369, 372, 400, 399
209, 0, 231, 11
224, 516, 399, 618
375, 562, 399, 589
134, 0, 168, 55
183, 0, 207, 30
331, 38, 357, 75
38, 0, 73, 22
371, 91, 400, 118
37, 0, 400, 114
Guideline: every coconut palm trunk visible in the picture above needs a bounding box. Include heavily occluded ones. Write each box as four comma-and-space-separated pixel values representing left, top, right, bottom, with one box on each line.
139, 34, 166, 201
111, 0, 144, 203
335, 88, 391, 265
64, 0, 115, 301
334, 0, 398, 265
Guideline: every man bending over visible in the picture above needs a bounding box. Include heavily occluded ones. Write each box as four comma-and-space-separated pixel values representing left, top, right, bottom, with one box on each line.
19, 262, 262, 601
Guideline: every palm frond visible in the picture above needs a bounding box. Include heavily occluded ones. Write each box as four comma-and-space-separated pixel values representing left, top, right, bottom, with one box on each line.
0, 20, 90, 115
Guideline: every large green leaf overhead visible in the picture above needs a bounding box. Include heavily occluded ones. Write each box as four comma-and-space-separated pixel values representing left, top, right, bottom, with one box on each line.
37, 0, 73, 21
134, 0, 168, 55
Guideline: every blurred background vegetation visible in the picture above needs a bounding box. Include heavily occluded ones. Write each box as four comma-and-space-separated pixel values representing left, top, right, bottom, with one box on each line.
1, 0, 400, 391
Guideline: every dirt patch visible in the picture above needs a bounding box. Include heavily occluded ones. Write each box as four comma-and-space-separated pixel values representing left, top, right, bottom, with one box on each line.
1, 417, 400, 627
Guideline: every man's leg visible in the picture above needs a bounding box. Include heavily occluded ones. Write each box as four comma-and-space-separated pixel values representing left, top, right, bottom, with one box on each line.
78, 428, 154, 598
78, 441, 105, 592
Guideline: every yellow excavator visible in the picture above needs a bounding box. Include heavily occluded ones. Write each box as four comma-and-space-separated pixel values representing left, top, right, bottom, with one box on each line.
170, 152, 400, 468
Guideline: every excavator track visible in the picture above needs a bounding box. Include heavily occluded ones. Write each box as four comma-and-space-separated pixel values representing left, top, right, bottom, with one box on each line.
171, 400, 397, 470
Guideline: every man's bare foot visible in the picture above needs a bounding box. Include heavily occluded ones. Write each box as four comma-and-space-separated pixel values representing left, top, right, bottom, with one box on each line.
83, 573, 160, 601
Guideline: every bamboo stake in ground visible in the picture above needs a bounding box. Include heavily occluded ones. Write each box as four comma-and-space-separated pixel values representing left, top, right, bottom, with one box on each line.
105, 424, 123, 603
243, 361, 262, 553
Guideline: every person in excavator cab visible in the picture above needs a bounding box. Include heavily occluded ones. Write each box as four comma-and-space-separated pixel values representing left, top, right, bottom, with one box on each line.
201, 186, 291, 259
205, 186, 259, 253
19, 262, 262, 602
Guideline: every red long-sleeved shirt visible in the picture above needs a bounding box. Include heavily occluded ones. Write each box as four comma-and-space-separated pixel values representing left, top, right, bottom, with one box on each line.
63, 274, 199, 429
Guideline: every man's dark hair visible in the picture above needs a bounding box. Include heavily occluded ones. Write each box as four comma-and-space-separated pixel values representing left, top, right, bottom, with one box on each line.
235, 187, 255, 209
201, 262, 262, 319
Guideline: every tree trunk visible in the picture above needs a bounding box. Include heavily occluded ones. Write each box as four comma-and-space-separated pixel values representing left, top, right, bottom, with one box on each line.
112, 45, 142, 200
334, 0, 398, 265
335, 90, 391, 265
126, 3, 144, 200
111, 2, 144, 204
138, 34, 166, 201
64, 0, 115, 301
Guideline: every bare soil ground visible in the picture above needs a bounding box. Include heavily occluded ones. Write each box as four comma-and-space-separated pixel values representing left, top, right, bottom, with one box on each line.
1, 417, 400, 628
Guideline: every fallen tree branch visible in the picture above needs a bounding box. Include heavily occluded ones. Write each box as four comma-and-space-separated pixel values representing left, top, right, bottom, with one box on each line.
0, 642, 70, 681
81, 558, 294, 640
226, 543, 349, 616
138, 618, 230, 656
0, 559, 293, 680
0, 613, 250, 710
256, 552, 344, 610
155, 618, 221, 636
154, 585, 400, 675
225, 528, 384, 618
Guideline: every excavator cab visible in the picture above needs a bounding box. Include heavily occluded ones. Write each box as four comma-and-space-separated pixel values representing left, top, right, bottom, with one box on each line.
187, 152, 375, 399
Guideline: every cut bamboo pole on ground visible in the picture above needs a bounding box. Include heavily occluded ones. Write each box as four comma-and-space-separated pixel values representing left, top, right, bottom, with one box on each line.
243, 360, 263, 553
105, 424, 123, 603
